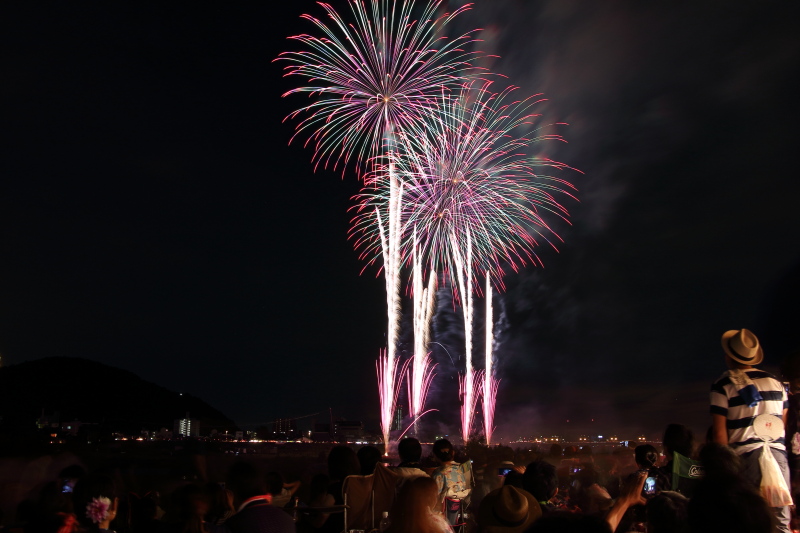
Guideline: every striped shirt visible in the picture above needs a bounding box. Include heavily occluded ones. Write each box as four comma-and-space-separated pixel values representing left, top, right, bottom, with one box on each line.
710, 369, 788, 454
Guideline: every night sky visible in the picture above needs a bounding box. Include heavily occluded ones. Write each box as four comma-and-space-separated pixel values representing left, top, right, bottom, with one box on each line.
2, 1, 799, 442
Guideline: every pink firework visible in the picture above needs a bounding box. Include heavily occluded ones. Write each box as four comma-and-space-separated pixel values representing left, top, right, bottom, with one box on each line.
279, 0, 482, 454
351, 81, 578, 293
459, 370, 481, 444
483, 276, 497, 444
408, 228, 437, 430
277, 0, 481, 176
480, 369, 499, 446
353, 81, 578, 443
376, 349, 403, 454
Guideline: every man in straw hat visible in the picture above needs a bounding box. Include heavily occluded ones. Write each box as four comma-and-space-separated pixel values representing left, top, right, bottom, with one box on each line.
710, 328, 791, 532
477, 485, 542, 532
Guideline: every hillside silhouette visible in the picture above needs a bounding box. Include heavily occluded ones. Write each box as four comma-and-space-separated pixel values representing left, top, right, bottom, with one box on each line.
0, 357, 237, 434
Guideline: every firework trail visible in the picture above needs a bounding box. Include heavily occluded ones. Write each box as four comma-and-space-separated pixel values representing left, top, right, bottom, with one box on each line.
483, 276, 499, 445
376, 349, 403, 455
409, 227, 438, 434
452, 228, 478, 443
459, 370, 480, 445
374, 169, 403, 450
277, 0, 481, 176
354, 81, 578, 289
280, 0, 483, 453
354, 81, 578, 442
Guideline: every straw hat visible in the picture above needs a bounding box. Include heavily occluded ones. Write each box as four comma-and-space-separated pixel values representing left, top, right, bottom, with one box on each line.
477, 486, 541, 532
721, 328, 763, 366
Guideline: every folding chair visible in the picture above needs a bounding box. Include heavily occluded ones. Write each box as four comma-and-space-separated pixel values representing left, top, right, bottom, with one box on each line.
671, 451, 705, 498
460, 460, 474, 505
342, 463, 398, 532
443, 497, 465, 532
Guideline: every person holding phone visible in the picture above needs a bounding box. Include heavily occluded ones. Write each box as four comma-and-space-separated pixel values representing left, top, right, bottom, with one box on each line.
633, 444, 669, 497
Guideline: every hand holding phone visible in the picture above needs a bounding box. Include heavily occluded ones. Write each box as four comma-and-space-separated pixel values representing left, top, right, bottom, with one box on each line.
643, 476, 656, 495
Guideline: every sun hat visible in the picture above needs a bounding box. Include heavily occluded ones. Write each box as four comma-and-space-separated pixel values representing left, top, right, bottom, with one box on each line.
721, 328, 763, 366
477, 485, 541, 532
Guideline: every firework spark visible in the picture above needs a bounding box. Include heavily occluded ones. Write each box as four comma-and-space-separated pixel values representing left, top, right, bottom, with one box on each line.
459, 368, 480, 445
277, 0, 481, 176
409, 227, 437, 432
483, 276, 498, 445
352, 82, 578, 442
376, 349, 403, 455
352, 81, 578, 289
480, 369, 499, 445
374, 170, 403, 451
280, 0, 484, 452
452, 228, 478, 442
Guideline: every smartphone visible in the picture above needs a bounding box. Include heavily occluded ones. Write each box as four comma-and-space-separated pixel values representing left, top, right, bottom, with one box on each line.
643, 476, 656, 495
572, 466, 582, 474
498, 467, 513, 476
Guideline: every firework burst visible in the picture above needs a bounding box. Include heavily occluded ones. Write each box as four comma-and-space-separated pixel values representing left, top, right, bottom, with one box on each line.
280, 0, 485, 453
352, 81, 578, 442
352, 81, 578, 290
277, 0, 481, 176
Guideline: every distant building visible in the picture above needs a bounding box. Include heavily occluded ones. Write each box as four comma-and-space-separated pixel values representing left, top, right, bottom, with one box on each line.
36, 410, 60, 429
174, 416, 199, 437
335, 420, 364, 441
273, 418, 299, 440
312, 422, 332, 442
61, 420, 83, 437
392, 406, 404, 431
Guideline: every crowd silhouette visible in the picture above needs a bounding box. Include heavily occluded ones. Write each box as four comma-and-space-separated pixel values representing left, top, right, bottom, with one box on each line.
2, 329, 798, 533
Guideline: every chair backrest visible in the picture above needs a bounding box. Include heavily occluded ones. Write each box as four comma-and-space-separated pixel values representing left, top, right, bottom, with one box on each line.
342, 472, 373, 531
460, 460, 474, 489
443, 496, 464, 527
373, 463, 400, 524
342, 463, 399, 531
671, 451, 705, 498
